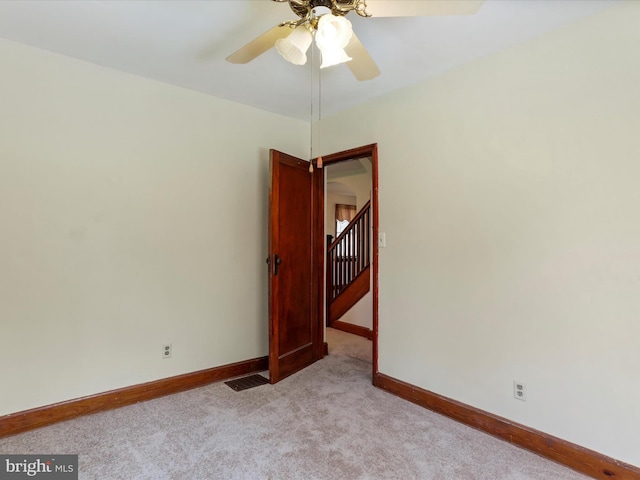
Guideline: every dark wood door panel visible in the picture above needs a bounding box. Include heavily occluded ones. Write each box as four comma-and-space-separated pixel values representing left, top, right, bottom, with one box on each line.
277, 343, 315, 380
277, 161, 312, 353
268, 150, 319, 383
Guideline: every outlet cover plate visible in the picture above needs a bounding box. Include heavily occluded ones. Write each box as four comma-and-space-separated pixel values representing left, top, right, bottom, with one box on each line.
514, 380, 526, 401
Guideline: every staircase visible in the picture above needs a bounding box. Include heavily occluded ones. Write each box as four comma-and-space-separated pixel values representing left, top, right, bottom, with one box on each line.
327, 201, 371, 327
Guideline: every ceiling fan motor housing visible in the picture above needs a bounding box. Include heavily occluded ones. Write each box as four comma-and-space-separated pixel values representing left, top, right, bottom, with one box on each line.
288, 0, 364, 19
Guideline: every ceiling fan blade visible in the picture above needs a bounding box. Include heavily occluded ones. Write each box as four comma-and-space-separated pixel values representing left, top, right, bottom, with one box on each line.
344, 33, 380, 81
226, 25, 292, 64
364, 0, 484, 17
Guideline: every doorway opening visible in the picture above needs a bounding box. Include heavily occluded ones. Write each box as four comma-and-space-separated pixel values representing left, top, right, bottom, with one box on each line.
318, 144, 379, 379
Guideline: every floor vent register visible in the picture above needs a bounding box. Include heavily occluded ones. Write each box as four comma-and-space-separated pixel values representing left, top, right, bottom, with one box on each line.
224, 374, 270, 391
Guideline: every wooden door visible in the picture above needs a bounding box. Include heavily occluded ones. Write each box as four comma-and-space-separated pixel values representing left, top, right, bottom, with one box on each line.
268, 150, 321, 383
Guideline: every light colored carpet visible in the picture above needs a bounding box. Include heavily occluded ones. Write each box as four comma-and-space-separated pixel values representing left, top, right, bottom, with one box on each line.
0, 355, 589, 480
326, 327, 372, 364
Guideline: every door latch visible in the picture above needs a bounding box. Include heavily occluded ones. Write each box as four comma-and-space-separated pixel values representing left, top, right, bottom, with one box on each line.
266, 255, 282, 275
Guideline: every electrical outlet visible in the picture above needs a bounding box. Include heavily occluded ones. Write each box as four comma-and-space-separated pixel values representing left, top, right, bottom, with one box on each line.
514, 381, 526, 401
162, 344, 172, 359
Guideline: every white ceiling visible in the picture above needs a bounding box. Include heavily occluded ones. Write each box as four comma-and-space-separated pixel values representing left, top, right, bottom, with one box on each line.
0, 0, 621, 121
327, 157, 370, 181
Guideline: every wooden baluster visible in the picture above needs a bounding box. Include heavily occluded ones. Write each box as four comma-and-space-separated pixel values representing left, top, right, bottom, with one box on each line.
344, 235, 348, 288
356, 217, 364, 274
365, 212, 371, 266
365, 208, 370, 268
335, 243, 339, 296
335, 247, 339, 298
339, 240, 343, 295
355, 220, 360, 276
353, 221, 358, 277
341, 237, 345, 290
347, 230, 351, 284
351, 228, 355, 281
335, 249, 339, 298
359, 216, 364, 273
340, 237, 347, 291
336, 243, 340, 297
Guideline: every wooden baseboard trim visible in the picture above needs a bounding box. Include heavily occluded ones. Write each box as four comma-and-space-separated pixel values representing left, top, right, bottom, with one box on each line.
330, 320, 374, 340
374, 373, 639, 480
0, 356, 268, 439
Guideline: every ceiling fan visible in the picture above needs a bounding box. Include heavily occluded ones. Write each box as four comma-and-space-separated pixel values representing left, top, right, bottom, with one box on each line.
226, 0, 484, 81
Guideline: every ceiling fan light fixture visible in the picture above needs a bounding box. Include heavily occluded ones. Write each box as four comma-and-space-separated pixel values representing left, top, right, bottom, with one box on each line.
315, 13, 354, 68
315, 13, 353, 50
319, 46, 352, 69
275, 24, 313, 65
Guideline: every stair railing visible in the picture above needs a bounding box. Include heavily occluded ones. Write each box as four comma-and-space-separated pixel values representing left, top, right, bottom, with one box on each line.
327, 200, 371, 303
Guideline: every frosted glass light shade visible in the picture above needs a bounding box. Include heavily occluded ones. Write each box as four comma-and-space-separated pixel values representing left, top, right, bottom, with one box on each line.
315, 14, 353, 69
275, 25, 313, 66
319, 46, 352, 68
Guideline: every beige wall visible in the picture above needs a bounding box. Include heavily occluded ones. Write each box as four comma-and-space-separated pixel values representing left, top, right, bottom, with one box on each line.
336, 171, 371, 212
319, 2, 640, 467
338, 290, 373, 330
0, 38, 307, 415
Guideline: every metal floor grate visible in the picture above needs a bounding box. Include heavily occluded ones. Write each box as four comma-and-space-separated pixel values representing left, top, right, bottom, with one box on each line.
224, 374, 270, 392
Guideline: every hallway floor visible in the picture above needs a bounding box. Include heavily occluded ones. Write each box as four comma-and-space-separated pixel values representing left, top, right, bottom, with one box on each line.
326, 327, 372, 364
